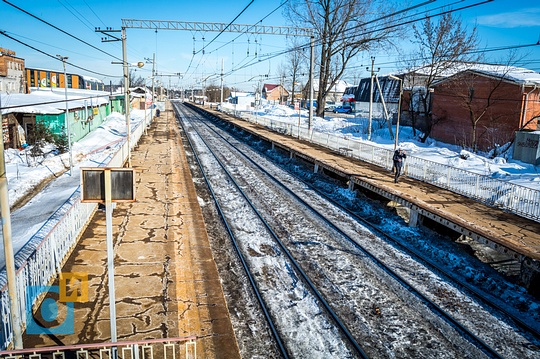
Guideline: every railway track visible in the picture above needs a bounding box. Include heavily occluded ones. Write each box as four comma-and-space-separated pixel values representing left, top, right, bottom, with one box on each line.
173, 102, 540, 358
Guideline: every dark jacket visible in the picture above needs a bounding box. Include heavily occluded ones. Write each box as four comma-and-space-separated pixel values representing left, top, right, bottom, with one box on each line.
393, 150, 406, 166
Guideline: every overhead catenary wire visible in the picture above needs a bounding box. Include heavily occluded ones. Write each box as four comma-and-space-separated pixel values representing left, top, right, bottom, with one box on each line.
219, 0, 524, 81
193, 0, 255, 56
57, 0, 96, 33
2, 0, 123, 63
182, 1, 288, 80
82, 0, 107, 28
0, 31, 120, 78
5, 0, 535, 92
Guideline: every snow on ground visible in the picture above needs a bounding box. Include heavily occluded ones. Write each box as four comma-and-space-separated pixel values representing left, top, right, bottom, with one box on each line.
238, 102, 540, 188
4, 110, 144, 208
1, 100, 539, 268
0, 108, 156, 271
5, 101, 539, 209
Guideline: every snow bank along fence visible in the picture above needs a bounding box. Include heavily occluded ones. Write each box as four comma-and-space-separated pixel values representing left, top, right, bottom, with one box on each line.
0, 110, 154, 350
232, 110, 540, 222
0, 336, 197, 358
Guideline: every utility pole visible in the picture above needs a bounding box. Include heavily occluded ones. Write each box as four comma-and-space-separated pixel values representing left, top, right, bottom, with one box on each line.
0, 98, 23, 350
145, 54, 156, 120
96, 27, 144, 168
308, 35, 314, 131
367, 57, 380, 141
121, 27, 131, 167
151, 54, 155, 119
57, 55, 72, 176
220, 59, 224, 106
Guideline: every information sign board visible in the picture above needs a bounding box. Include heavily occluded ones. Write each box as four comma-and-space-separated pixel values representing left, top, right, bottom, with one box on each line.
81, 168, 136, 203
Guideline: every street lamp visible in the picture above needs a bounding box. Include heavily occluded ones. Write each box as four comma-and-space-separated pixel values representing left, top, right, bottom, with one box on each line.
388, 74, 403, 151
56, 55, 72, 175
111, 59, 144, 167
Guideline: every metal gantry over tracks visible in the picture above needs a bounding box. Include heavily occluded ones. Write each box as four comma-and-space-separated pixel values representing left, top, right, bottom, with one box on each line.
117, 19, 317, 129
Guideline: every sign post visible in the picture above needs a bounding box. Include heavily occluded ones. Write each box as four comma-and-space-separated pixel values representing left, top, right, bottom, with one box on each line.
81, 168, 135, 350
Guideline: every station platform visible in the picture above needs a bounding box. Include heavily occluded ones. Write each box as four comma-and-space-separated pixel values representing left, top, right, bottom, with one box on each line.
196, 104, 540, 287
22, 103, 241, 358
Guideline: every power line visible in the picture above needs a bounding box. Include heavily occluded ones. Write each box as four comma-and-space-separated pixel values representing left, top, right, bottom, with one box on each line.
56, 0, 95, 32
2, 0, 122, 62
179, 1, 292, 79
83, 0, 107, 28
194, 0, 255, 56
203, 1, 290, 57
0, 31, 120, 78
220, 0, 512, 80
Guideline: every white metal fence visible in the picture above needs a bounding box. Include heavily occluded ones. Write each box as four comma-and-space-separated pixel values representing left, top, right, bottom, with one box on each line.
231, 110, 540, 222
0, 336, 197, 359
0, 110, 154, 350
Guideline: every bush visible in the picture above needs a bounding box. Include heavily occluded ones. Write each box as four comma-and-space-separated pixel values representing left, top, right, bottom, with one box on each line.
27, 121, 67, 163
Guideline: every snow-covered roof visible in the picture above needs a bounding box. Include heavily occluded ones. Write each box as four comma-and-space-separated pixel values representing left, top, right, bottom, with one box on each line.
1, 87, 110, 115
402, 62, 540, 86
312, 79, 352, 93
230, 92, 254, 97
467, 64, 540, 86
264, 84, 280, 92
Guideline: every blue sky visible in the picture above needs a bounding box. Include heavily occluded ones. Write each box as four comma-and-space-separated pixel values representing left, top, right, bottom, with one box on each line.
0, 0, 539, 91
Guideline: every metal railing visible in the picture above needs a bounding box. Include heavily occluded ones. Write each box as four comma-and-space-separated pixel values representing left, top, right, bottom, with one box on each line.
0, 109, 155, 350
230, 109, 540, 222
0, 336, 197, 359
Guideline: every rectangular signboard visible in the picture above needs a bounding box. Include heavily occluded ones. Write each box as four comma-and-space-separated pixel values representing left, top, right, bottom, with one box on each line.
81, 168, 136, 203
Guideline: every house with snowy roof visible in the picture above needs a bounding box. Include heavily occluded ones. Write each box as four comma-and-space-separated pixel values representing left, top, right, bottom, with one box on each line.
429, 64, 540, 154
262, 84, 289, 105
343, 76, 400, 115
1, 88, 112, 149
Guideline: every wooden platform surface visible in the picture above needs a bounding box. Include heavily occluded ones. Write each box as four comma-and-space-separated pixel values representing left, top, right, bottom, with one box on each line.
209, 107, 540, 262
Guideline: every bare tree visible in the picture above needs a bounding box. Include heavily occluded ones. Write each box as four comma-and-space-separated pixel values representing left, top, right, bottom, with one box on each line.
454, 70, 508, 152
285, 0, 397, 118
129, 69, 145, 87
283, 39, 306, 105
205, 84, 222, 102
404, 12, 480, 141
119, 69, 145, 88
446, 64, 539, 155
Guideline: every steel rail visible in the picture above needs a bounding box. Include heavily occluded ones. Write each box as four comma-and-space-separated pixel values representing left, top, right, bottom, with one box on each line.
186, 102, 510, 359
174, 103, 369, 358
208, 104, 540, 340
172, 104, 290, 359
210, 106, 540, 342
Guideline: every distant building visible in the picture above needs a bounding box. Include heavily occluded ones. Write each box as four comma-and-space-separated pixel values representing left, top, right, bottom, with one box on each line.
313, 79, 353, 103
0, 47, 25, 94
343, 76, 400, 114
228, 91, 255, 110
431, 65, 540, 152
1, 88, 111, 149
262, 84, 289, 104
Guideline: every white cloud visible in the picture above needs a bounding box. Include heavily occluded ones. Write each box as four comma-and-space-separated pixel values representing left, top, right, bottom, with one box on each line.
476, 8, 540, 28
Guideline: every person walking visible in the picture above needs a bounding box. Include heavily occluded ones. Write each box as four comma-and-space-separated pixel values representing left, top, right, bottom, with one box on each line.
393, 148, 407, 183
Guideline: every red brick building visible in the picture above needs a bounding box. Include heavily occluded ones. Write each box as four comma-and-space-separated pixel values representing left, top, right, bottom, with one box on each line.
0, 47, 25, 94
431, 66, 540, 152
262, 83, 289, 104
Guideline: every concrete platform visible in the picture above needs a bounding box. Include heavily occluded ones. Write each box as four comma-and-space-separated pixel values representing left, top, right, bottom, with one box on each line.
22, 103, 241, 359
195, 103, 540, 290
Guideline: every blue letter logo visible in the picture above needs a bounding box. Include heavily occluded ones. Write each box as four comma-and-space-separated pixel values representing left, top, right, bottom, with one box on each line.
26, 285, 74, 335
